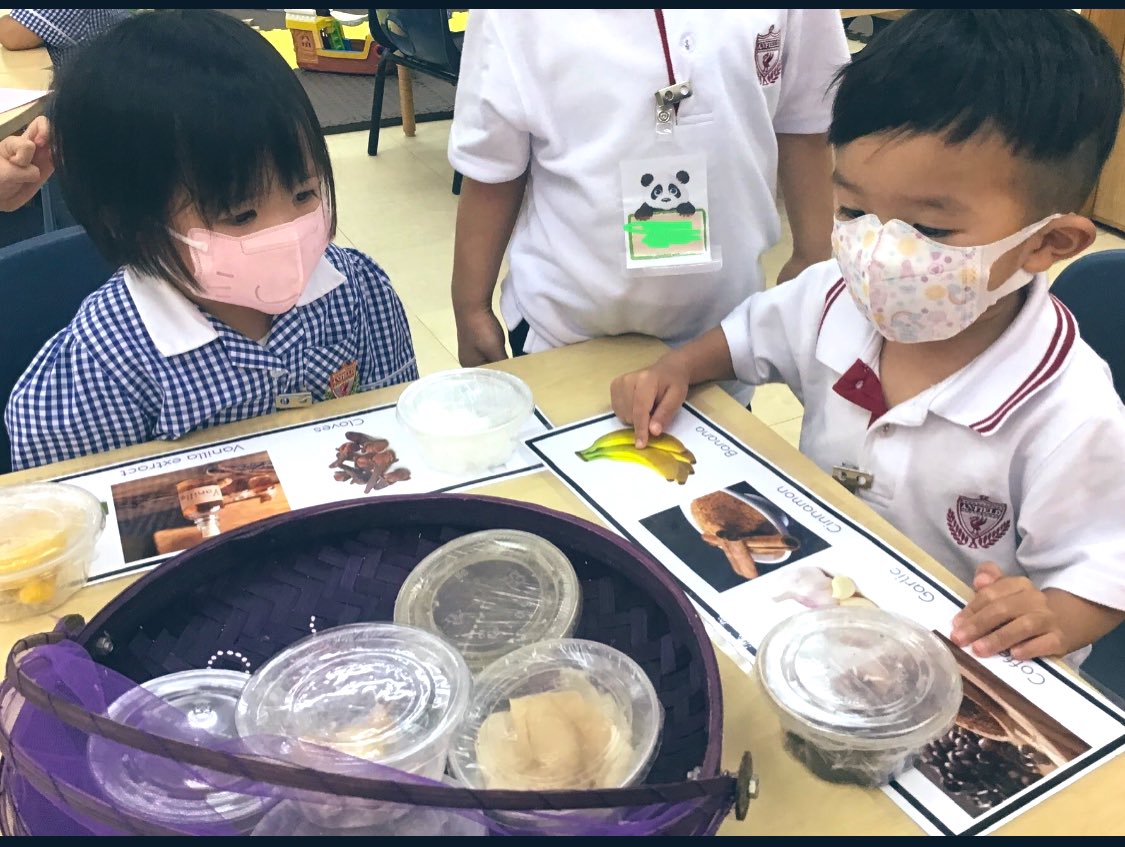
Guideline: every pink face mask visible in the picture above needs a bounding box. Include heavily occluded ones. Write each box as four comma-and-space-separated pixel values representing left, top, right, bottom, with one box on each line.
171, 203, 330, 314
832, 214, 1060, 343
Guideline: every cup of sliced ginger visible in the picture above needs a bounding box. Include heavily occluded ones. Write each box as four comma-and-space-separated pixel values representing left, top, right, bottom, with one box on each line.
0, 483, 105, 621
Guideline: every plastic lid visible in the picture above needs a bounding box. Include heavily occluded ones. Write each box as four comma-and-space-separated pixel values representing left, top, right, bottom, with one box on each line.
757, 607, 963, 751
395, 530, 581, 673
235, 623, 471, 773
448, 639, 663, 792
0, 483, 104, 584
90, 669, 265, 828
396, 369, 533, 438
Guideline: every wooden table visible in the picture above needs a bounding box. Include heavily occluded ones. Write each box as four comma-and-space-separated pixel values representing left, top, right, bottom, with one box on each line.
0, 12, 51, 138
1, 337, 1121, 836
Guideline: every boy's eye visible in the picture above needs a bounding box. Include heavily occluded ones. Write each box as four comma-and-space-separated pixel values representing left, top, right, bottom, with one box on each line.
836, 206, 865, 220
914, 224, 955, 239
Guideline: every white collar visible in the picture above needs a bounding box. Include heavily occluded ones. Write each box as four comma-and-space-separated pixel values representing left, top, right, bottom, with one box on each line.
816, 273, 1078, 436
124, 255, 347, 357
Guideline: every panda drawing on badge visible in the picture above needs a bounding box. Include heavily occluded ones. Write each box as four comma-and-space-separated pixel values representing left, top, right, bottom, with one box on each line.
634, 170, 697, 220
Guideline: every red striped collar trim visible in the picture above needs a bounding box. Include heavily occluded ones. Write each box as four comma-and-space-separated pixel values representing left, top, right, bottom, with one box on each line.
817, 278, 847, 338
969, 295, 1076, 434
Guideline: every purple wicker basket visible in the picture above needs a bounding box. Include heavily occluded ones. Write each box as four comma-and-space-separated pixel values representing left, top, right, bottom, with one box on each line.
0, 494, 751, 835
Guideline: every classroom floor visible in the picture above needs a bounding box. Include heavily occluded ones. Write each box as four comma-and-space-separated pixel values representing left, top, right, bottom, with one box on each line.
326, 120, 1125, 449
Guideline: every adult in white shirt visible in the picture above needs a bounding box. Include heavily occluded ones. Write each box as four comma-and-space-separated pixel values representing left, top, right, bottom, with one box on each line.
448, 9, 850, 377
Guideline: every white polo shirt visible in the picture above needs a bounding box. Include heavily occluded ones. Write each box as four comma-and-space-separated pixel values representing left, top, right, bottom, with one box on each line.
449, 9, 850, 354
721, 261, 1125, 624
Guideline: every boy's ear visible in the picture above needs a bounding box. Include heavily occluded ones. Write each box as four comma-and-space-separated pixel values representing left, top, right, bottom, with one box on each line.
1020, 214, 1097, 274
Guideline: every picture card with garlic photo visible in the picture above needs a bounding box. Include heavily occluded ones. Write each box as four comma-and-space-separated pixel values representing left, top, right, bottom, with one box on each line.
528, 405, 1125, 837
639, 481, 830, 592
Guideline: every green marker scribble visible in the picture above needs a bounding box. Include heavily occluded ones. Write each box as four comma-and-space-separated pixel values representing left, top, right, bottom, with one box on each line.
623, 218, 703, 248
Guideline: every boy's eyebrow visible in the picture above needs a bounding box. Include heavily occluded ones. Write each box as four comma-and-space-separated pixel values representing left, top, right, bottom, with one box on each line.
832, 170, 968, 212
831, 170, 862, 194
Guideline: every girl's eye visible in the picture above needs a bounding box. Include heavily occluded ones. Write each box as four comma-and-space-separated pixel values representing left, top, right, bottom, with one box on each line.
228, 210, 257, 226
295, 189, 318, 203
914, 224, 955, 239
836, 206, 865, 220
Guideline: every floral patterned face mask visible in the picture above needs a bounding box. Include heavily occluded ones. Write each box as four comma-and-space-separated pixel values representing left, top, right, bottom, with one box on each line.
831, 214, 1060, 343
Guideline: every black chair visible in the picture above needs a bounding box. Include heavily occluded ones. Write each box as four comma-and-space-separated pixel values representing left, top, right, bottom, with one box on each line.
367, 8, 464, 193
0, 226, 116, 474
1051, 249, 1125, 700
1051, 249, 1125, 402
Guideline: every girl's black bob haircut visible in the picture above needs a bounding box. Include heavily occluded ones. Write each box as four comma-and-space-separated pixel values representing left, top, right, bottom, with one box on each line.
49, 9, 337, 291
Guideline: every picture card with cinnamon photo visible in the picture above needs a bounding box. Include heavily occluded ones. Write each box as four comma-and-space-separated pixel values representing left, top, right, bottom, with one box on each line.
640, 481, 830, 592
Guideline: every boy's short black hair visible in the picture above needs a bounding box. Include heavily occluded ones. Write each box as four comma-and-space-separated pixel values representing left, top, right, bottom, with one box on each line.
829, 10, 1124, 214
50, 9, 337, 291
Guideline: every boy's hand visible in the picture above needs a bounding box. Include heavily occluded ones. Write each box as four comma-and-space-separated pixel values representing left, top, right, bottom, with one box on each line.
0, 116, 53, 213
455, 306, 508, 367
950, 562, 1065, 661
610, 356, 690, 448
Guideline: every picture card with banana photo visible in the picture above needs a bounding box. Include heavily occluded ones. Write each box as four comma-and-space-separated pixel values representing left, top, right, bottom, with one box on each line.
528, 405, 1125, 836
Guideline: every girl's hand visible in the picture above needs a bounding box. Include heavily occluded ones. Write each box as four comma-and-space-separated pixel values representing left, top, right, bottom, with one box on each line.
950, 562, 1065, 660
610, 355, 691, 448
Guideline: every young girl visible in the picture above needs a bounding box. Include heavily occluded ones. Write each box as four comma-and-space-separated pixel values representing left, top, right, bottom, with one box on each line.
5, 10, 418, 471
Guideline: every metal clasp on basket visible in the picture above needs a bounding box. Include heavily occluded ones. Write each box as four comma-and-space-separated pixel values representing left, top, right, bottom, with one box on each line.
733, 751, 759, 821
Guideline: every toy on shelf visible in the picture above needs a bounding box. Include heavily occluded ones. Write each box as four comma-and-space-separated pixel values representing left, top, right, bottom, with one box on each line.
286, 9, 382, 75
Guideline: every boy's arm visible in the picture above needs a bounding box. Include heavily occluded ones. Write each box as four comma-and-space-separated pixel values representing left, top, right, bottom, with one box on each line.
610, 327, 735, 446
953, 563, 1124, 660
0, 14, 44, 50
612, 263, 839, 444
451, 173, 527, 366
951, 413, 1125, 660
776, 132, 835, 283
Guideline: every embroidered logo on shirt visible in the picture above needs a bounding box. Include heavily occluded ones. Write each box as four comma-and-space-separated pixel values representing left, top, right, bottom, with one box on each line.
755, 25, 783, 86
325, 360, 359, 400
946, 495, 1011, 549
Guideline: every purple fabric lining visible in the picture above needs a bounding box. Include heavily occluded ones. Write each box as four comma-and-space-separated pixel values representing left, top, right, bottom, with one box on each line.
0, 640, 724, 836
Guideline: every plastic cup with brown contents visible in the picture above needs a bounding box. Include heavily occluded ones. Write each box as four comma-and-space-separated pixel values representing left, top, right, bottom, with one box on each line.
757, 607, 963, 787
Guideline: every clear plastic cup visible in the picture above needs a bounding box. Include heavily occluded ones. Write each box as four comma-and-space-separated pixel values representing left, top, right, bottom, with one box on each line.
89, 669, 268, 833
235, 623, 471, 828
449, 638, 663, 828
0, 483, 105, 621
757, 606, 963, 786
395, 529, 581, 674
396, 369, 534, 474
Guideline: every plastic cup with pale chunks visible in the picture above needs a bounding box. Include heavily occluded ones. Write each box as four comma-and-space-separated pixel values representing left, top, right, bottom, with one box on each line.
0, 483, 105, 621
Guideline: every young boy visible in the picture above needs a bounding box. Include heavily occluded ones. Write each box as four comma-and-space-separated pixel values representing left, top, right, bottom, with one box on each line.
448, 9, 849, 404
610, 10, 1125, 664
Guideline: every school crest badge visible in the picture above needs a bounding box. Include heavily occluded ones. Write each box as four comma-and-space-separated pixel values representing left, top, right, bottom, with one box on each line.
946, 495, 1011, 549
755, 25, 783, 86
325, 360, 359, 400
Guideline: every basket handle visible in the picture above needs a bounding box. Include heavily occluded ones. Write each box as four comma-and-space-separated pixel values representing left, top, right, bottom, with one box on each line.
5, 624, 757, 819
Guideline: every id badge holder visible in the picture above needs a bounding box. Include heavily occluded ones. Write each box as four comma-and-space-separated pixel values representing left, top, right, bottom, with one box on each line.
620, 81, 723, 277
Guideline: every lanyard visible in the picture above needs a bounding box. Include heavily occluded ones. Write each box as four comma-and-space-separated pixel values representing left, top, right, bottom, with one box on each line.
654, 9, 676, 91
653, 9, 691, 130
